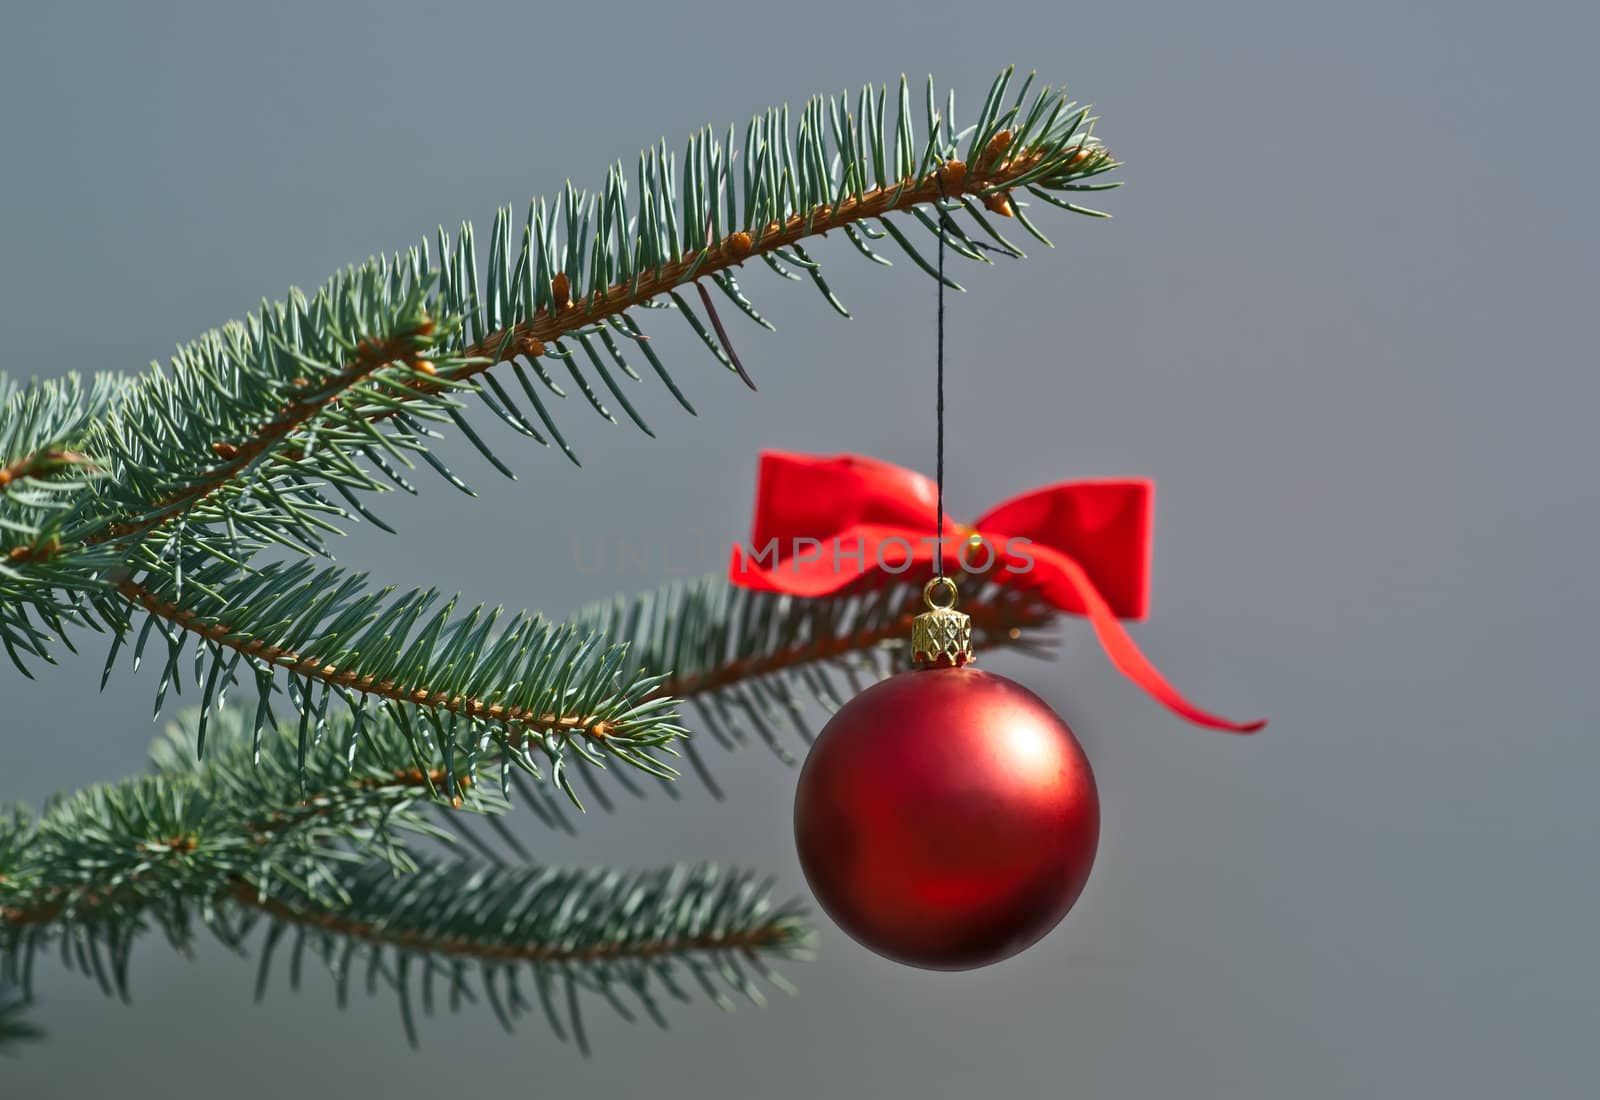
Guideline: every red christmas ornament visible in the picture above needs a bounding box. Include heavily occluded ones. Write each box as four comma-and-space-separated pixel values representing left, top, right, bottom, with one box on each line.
794, 652, 1099, 970
729, 453, 1266, 970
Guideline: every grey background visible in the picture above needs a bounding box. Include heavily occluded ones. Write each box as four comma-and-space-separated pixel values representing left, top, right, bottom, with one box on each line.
2, 1, 1595, 1096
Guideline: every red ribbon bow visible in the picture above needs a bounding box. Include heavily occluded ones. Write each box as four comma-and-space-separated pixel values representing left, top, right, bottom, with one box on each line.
727, 451, 1264, 733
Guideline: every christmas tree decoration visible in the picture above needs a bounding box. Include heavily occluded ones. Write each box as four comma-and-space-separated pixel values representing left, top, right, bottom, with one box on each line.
792, 578, 1100, 970
734, 467, 1263, 967
734, 461, 1262, 972
729, 145, 1261, 967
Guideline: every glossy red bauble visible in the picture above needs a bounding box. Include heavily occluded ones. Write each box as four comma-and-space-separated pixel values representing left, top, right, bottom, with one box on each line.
794, 666, 1099, 970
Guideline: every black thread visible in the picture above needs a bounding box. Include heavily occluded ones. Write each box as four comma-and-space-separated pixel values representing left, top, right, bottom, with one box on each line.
934, 172, 948, 580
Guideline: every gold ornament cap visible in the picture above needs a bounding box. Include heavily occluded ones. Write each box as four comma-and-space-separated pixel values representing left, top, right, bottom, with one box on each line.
912, 576, 974, 668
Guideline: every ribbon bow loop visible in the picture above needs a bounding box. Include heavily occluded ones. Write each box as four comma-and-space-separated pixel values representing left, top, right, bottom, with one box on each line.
727, 451, 1264, 734
973, 479, 1152, 620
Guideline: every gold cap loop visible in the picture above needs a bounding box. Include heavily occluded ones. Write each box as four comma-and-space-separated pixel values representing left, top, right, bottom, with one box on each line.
924, 575, 960, 612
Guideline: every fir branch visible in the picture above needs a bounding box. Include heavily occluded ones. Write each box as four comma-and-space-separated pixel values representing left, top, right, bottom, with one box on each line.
1, 708, 807, 1046
0, 373, 125, 494
4, 70, 1116, 586
407, 128, 1103, 408
95, 326, 438, 547
235, 859, 803, 969
573, 574, 1059, 776
649, 578, 1055, 700
92, 549, 684, 804
0, 373, 128, 657
114, 577, 625, 742
0, 717, 494, 932
232, 861, 805, 1049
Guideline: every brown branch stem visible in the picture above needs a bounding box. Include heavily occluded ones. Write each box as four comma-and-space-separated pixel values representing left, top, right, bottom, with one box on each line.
653, 591, 1053, 700
95, 331, 432, 544
400, 149, 1051, 411
0, 449, 97, 495
228, 882, 794, 964
4, 875, 792, 963
5, 334, 430, 565
114, 579, 611, 740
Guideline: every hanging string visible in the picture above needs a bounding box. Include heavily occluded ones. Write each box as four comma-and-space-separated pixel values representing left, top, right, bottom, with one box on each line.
934, 170, 948, 580
931, 164, 1002, 585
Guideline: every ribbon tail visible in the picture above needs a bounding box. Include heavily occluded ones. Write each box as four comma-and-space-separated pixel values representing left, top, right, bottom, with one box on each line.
1049, 553, 1266, 734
